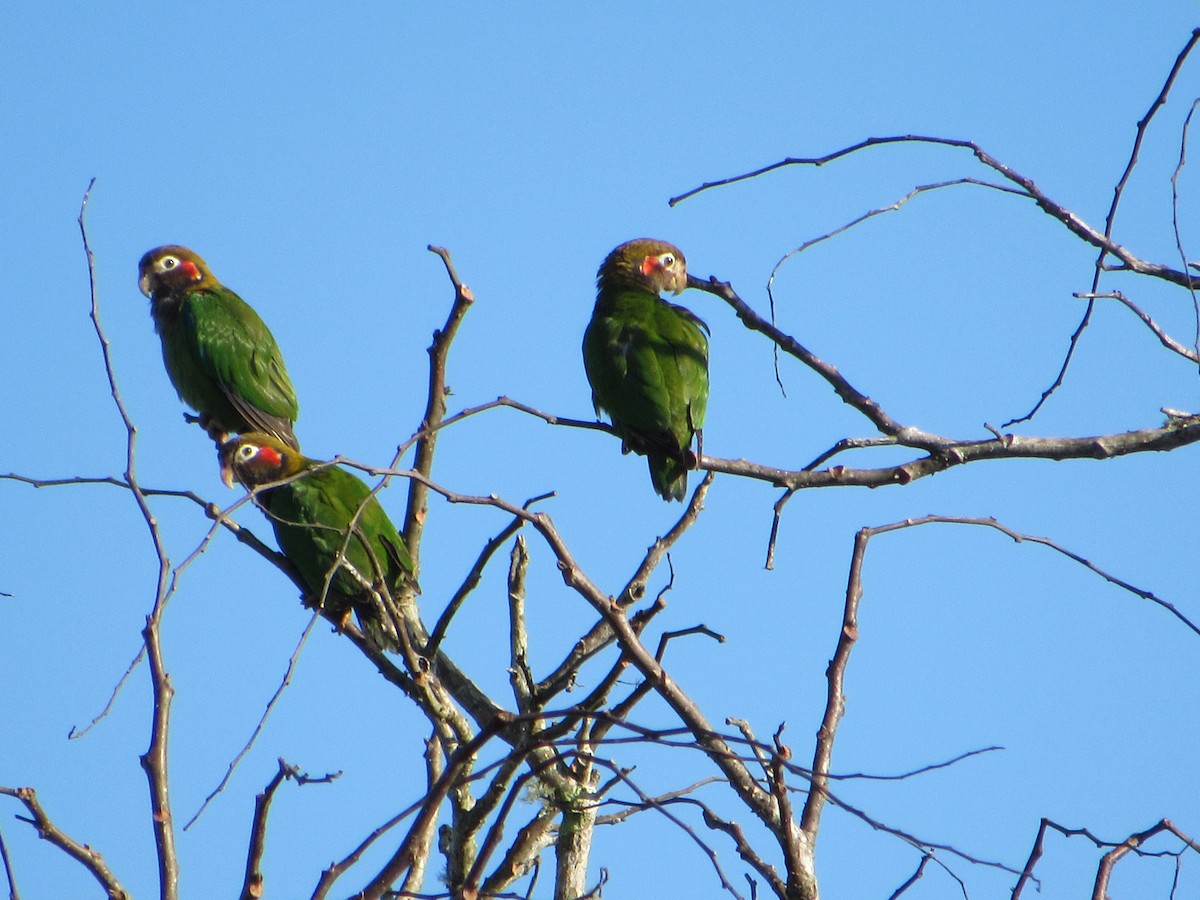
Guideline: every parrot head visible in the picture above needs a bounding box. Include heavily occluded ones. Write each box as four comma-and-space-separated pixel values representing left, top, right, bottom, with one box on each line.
598, 238, 688, 296
220, 433, 302, 489
138, 245, 215, 299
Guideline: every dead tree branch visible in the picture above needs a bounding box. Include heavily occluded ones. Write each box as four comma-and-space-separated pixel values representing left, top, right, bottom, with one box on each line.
239, 759, 339, 900
0, 786, 129, 900
79, 180, 179, 900
187, 615, 323, 830
0, 824, 19, 900
401, 245, 475, 575
1012, 817, 1200, 899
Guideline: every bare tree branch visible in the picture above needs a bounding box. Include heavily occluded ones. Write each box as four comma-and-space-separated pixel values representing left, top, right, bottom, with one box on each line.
0, 824, 20, 900
672, 133, 1200, 292
1093, 819, 1200, 900
69, 642, 147, 740
186, 614, 323, 830
1012, 816, 1200, 899
585, 757, 748, 900
0, 786, 129, 899
79, 180, 179, 900
240, 759, 339, 900
1170, 98, 1200, 359
670, 28, 1200, 430
1013, 26, 1200, 425
479, 808, 557, 898
535, 472, 715, 702
886, 854, 932, 900
1076, 290, 1200, 362
18, 49, 1200, 897
351, 712, 514, 900
401, 245, 476, 575
427, 506, 537, 658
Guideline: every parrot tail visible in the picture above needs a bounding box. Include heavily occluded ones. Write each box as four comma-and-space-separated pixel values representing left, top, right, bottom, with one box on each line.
648, 452, 688, 502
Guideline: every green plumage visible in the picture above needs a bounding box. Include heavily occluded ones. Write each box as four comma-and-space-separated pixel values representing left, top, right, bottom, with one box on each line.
583, 239, 709, 501
221, 434, 414, 652
139, 245, 299, 449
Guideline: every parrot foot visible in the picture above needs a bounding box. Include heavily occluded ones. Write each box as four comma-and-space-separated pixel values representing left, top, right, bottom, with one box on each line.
184, 411, 231, 446
309, 597, 353, 634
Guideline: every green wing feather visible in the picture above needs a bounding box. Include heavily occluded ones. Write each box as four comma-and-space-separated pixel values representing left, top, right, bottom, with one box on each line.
168, 285, 299, 448
263, 465, 413, 650
583, 289, 709, 500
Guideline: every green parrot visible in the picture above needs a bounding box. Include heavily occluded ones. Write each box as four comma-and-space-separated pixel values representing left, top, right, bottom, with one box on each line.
583, 239, 709, 501
138, 245, 300, 449
219, 433, 415, 652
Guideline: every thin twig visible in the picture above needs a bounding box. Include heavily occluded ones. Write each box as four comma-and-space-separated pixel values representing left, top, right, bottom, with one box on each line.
1170, 98, 1200, 360
69, 643, 147, 740
867, 514, 1200, 636
1009, 27, 1200, 425
1012, 816, 1200, 899
79, 180, 179, 900
585, 757, 748, 900
185, 614, 322, 830
425, 495, 548, 658
0, 824, 20, 900
887, 854, 932, 899
349, 712, 514, 900
762, 177, 1024, 392
535, 472, 714, 701
669, 45, 1200, 426
1075, 291, 1200, 362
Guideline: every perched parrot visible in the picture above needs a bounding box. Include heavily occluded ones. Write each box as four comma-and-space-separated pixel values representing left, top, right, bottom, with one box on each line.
583, 238, 709, 501
220, 433, 415, 652
138, 245, 300, 450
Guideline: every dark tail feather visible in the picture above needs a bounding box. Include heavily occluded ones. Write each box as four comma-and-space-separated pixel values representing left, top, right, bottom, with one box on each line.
648, 453, 688, 502
356, 607, 401, 653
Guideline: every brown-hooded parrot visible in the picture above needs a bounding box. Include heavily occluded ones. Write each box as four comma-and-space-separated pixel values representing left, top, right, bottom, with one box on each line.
219, 433, 415, 652
583, 238, 709, 501
138, 245, 299, 449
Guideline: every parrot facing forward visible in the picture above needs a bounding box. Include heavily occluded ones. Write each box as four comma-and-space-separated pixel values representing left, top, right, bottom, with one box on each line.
138, 245, 300, 449
220, 433, 415, 652
583, 238, 709, 501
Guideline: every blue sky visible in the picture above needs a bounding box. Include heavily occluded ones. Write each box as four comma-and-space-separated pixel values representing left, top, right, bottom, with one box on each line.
4, 3, 1200, 898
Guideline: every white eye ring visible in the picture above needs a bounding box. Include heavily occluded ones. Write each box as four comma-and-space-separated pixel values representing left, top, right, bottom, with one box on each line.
661, 254, 675, 268
238, 444, 258, 461
160, 256, 179, 271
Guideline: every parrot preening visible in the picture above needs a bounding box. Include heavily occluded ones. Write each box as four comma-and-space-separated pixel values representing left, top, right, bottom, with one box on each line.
219, 433, 415, 652
138, 245, 300, 450
583, 238, 709, 501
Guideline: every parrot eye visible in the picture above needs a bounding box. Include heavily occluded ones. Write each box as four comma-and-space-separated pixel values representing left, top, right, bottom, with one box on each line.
661, 254, 675, 268
237, 444, 258, 462
160, 256, 179, 271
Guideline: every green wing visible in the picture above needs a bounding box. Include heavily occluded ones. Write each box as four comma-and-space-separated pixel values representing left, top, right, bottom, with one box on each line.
583, 290, 709, 500
171, 286, 299, 447
264, 465, 412, 650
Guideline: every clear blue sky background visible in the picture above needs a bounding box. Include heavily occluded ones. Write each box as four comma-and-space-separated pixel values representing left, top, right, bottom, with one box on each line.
4, 3, 1200, 898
